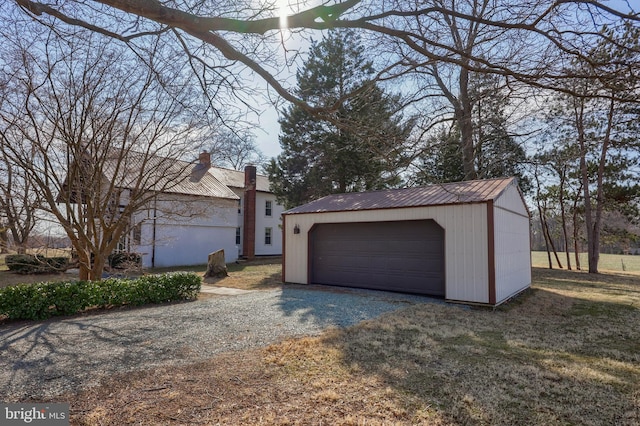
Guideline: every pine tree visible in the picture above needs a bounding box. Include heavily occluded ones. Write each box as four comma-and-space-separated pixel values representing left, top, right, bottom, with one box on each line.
414, 126, 465, 185
268, 30, 412, 208
471, 73, 529, 190
415, 73, 529, 190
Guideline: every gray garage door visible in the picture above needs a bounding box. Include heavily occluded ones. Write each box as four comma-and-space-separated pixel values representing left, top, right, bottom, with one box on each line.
310, 220, 445, 296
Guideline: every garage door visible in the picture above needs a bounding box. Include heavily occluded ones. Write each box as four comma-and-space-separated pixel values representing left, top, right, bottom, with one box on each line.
310, 220, 445, 296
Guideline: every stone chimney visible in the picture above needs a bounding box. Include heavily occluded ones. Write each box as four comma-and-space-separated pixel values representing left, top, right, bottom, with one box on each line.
242, 164, 257, 260
199, 151, 211, 167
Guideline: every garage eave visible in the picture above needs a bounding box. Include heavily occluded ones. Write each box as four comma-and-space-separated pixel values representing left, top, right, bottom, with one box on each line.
283, 177, 516, 215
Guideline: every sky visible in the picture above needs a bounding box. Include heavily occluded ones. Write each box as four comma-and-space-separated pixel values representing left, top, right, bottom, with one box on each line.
239, 0, 640, 162
253, 99, 282, 160
244, 0, 323, 161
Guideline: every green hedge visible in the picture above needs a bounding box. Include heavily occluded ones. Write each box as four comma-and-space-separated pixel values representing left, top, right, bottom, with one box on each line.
0, 272, 201, 321
5, 254, 69, 274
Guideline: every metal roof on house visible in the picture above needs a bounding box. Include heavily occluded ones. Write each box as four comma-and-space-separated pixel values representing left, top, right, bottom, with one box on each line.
208, 166, 272, 192
102, 152, 239, 200
284, 177, 516, 215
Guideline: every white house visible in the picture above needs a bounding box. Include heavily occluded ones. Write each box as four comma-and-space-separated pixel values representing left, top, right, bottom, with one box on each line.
282, 177, 531, 306
209, 164, 284, 259
122, 152, 284, 268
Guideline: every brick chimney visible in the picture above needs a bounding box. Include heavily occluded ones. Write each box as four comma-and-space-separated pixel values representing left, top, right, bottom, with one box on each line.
199, 151, 211, 167
242, 164, 257, 260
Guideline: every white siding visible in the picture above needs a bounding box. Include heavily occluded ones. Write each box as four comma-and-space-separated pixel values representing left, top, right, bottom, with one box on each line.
494, 186, 531, 303
149, 224, 236, 267
284, 204, 490, 303
255, 192, 284, 255
132, 195, 238, 267
231, 188, 243, 257
495, 181, 529, 217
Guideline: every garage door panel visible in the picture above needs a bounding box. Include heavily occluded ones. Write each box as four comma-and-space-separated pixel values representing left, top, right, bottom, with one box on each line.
310, 220, 445, 296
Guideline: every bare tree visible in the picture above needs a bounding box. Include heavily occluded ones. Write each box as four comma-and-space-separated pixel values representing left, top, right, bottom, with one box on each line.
206, 128, 266, 171
7, 0, 640, 276
0, 150, 39, 253
536, 22, 640, 273
0, 26, 213, 280
9, 1, 638, 108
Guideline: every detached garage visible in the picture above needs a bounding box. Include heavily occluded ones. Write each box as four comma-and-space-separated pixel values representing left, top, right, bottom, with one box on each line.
282, 177, 531, 306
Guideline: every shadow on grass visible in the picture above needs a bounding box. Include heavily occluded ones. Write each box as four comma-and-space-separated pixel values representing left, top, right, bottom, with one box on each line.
311, 277, 640, 425
532, 267, 640, 306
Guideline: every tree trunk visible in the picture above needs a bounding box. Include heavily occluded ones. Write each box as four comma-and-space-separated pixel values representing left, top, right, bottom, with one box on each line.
589, 96, 615, 273
558, 167, 572, 270
0, 228, 7, 253
76, 248, 91, 281
90, 255, 107, 281
457, 68, 477, 181
534, 164, 560, 269
572, 182, 583, 271
575, 95, 598, 273
433, 62, 477, 182
541, 209, 564, 269
539, 207, 553, 269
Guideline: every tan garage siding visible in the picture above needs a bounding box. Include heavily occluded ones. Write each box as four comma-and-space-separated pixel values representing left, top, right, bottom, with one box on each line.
494, 204, 532, 303
284, 203, 490, 304
495, 181, 529, 217
283, 177, 530, 306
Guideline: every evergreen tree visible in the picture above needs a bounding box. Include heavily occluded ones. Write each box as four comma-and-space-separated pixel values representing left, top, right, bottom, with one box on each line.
268, 30, 412, 208
414, 126, 465, 185
415, 73, 529, 190
471, 73, 529, 190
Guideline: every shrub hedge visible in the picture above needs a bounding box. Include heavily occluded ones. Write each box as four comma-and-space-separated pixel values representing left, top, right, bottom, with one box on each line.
0, 272, 201, 321
5, 254, 69, 274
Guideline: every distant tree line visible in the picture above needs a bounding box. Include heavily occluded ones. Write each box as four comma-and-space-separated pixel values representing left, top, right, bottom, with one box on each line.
3, 0, 640, 275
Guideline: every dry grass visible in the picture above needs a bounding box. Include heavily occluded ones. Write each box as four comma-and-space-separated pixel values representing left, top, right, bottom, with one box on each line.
0, 271, 74, 288
532, 251, 640, 274
0, 257, 283, 291
204, 258, 283, 290
39, 267, 640, 425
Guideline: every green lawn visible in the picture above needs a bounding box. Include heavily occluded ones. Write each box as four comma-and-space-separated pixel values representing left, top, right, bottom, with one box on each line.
531, 251, 640, 273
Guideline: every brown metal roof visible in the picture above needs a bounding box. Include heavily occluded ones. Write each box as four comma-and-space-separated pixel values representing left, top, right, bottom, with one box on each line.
284, 177, 516, 215
102, 152, 239, 200
208, 166, 272, 192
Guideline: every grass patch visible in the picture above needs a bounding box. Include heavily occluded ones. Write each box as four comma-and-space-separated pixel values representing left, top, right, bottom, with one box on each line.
1, 257, 283, 291
203, 257, 282, 290
532, 251, 640, 274
52, 266, 640, 425
0, 271, 72, 288
150, 257, 282, 290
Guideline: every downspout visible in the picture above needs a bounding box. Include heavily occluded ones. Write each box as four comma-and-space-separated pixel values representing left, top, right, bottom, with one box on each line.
151, 195, 157, 268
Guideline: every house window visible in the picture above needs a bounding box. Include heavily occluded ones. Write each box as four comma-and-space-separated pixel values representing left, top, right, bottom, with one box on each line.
116, 234, 128, 252
265, 227, 272, 245
238, 199, 241, 215
265, 200, 272, 217
133, 222, 142, 245
236, 227, 241, 245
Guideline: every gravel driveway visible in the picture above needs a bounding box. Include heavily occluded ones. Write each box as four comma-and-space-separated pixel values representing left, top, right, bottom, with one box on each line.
0, 285, 437, 401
